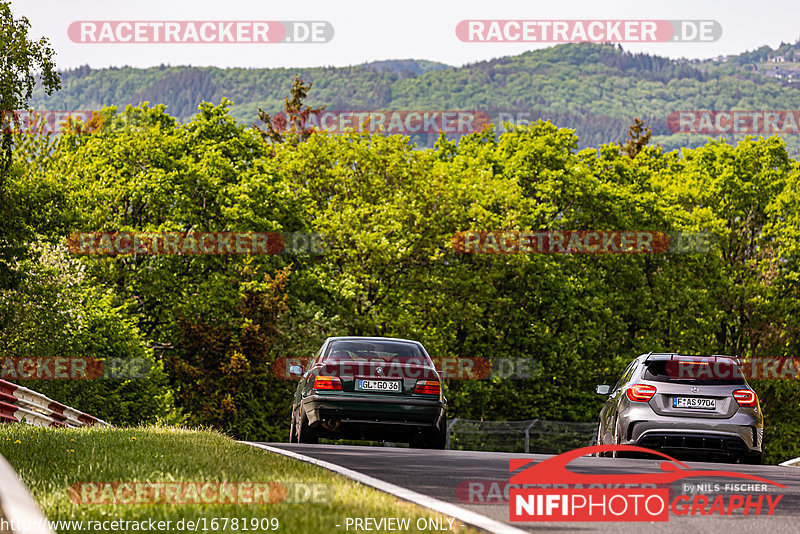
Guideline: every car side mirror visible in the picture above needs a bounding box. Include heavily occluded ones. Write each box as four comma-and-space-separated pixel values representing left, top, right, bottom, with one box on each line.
289, 365, 303, 376
596, 384, 610, 395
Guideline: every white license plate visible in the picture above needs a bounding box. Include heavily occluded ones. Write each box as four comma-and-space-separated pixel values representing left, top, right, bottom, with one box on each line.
357, 379, 401, 392
673, 397, 716, 409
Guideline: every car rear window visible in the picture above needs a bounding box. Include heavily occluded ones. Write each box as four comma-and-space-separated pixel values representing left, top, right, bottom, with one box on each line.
643, 359, 746, 385
325, 340, 430, 365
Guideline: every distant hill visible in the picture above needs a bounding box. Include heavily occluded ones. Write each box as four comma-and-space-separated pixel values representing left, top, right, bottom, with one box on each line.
29, 41, 800, 155
358, 59, 452, 77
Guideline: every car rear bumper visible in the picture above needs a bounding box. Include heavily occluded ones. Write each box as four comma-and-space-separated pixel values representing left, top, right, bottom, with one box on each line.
300, 394, 446, 435
620, 412, 762, 455
635, 432, 754, 456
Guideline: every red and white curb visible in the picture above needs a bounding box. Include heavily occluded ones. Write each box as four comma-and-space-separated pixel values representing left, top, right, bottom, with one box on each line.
0, 380, 109, 428
242, 442, 528, 534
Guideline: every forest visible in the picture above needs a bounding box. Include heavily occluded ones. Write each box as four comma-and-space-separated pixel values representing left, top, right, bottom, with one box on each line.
4, 11, 800, 463
3, 89, 800, 463
29, 41, 800, 155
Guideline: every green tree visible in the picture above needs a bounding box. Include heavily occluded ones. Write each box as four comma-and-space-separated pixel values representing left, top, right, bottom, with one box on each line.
0, 0, 60, 289
0, 240, 173, 425
619, 118, 652, 158
22, 101, 300, 437
254, 75, 325, 150
0, 0, 60, 168
19, 90, 800, 460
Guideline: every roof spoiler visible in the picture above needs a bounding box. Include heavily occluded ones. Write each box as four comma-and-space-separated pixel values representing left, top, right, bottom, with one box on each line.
643, 353, 741, 364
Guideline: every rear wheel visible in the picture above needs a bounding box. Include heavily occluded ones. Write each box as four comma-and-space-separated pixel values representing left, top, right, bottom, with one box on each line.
297, 408, 318, 444
610, 419, 619, 458
410, 420, 447, 449
594, 423, 604, 456
424, 419, 447, 449
742, 452, 762, 465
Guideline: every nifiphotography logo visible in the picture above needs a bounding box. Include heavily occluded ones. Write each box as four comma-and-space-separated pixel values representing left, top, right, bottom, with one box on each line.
509, 445, 784, 522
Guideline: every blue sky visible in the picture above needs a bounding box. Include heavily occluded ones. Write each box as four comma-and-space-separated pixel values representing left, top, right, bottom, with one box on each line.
13, 0, 800, 69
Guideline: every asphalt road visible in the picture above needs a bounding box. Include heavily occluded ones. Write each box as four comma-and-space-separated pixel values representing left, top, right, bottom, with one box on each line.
262, 443, 800, 533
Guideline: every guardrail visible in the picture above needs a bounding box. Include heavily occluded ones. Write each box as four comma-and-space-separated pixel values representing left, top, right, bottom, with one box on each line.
446, 418, 595, 454
0, 379, 110, 428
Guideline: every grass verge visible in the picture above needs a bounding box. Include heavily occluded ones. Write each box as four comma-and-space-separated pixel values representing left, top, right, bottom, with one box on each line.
0, 425, 478, 534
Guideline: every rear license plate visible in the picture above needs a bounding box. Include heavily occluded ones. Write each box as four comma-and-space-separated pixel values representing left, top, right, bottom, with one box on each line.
673, 397, 716, 409
357, 379, 401, 392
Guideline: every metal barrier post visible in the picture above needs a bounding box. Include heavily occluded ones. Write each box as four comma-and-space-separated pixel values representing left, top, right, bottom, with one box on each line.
445, 418, 459, 450
524, 420, 539, 454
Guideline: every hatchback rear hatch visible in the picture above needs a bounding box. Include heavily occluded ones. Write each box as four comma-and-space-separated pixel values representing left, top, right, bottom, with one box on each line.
641, 355, 747, 419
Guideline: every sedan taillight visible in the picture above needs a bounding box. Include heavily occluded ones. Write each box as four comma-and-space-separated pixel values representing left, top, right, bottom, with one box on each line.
626, 384, 657, 402
413, 380, 441, 395
733, 389, 758, 407
313, 376, 342, 391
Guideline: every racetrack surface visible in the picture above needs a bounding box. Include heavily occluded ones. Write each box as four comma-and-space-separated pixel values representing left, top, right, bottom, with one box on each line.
261, 443, 800, 533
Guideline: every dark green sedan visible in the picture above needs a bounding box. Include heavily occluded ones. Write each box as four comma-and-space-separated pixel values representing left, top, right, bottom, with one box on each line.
288, 336, 447, 448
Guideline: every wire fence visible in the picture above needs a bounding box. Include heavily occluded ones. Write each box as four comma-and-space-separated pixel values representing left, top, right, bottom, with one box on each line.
446, 418, 597, 454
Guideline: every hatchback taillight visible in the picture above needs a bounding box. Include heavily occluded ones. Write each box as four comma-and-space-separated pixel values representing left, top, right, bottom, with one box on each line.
626, 384, 657, 402
413, 380, 440, 395
313, 376, 342, 391
733, 389, 758, 407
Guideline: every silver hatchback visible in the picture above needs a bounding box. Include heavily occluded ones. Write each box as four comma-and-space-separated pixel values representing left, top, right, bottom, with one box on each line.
595, 353, 763, 464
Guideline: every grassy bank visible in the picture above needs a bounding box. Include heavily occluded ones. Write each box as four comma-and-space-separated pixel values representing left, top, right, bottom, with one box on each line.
0, 425, 476, 533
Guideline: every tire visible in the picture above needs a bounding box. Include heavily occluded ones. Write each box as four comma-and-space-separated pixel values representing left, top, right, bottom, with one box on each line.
424, 419, 447, 450
409, 434, 425, 448
289, 409, 298, 443
742, 453, 762, 465
297, 408, 318, 444
594, 424, 604, 456
610, 419, 622, 458
409, 419, 447, 449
